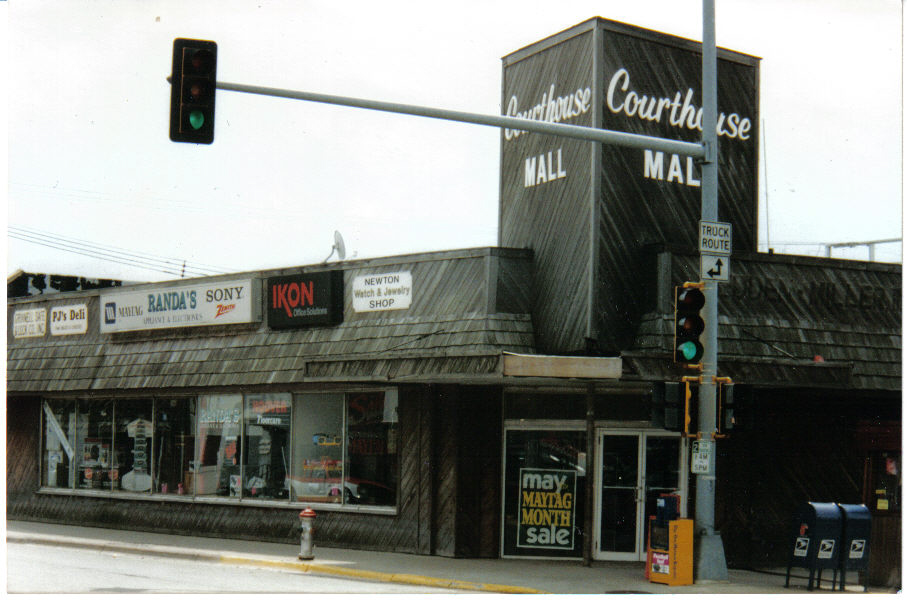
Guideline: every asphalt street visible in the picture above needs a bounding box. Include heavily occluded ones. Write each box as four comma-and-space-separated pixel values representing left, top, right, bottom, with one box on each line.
6, 520, 889, 594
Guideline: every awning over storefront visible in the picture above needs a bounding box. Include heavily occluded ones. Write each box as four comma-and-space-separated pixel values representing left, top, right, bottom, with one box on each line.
501, 352, 621, 380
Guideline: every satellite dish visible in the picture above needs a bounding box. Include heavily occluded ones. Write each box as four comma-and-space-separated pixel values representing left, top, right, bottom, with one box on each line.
324, 230, 347, 262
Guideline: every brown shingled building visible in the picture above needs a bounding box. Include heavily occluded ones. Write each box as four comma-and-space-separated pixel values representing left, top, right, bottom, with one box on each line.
7, 18, 900, 588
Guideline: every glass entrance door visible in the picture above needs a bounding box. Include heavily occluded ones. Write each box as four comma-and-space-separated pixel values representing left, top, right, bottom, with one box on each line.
594, 430, 683, 561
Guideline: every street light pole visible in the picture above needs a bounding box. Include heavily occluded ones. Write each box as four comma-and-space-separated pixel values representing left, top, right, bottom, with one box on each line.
695, 0, 729, 581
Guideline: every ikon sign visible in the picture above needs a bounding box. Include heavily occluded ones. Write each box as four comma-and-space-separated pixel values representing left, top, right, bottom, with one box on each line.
267, 271, 343, 329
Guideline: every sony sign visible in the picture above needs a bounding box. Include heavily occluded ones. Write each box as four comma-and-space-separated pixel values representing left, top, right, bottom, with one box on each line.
100, 279, 257, 333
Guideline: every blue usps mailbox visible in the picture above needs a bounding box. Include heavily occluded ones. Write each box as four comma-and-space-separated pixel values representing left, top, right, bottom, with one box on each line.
785, 502, 842, 590
837, 503, 871, 591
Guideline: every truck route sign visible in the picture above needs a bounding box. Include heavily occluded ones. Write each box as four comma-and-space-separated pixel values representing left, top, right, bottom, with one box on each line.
699, 221, 732, 255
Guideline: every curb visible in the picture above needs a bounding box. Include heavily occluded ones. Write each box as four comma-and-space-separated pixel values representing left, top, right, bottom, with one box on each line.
221, 556, 544, 593
7, 533, 544, 594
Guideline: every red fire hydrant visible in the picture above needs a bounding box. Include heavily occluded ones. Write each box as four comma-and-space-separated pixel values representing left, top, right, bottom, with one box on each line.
298, 507, 316, 560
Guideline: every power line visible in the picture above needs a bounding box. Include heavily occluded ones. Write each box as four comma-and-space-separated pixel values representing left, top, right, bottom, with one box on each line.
8, 226, 234, 278
10, 225, 233, 273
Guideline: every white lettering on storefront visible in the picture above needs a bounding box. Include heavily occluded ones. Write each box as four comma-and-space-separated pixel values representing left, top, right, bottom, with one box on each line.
524, 148, 567, 187
606, 68, 752, 140
504, 84, 592, 141
644, 150, 701, 187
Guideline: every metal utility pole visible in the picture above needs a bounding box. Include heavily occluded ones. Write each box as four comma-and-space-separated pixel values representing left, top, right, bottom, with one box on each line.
175, 0, 730, 578
695, 0, 729, 581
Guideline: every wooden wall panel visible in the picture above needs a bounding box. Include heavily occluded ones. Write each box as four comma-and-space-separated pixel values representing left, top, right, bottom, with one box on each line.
432, 385, 459, 557
500, 27, 596, 354
417, 385, 434, 554
7, 397, 40, 508
454, 387, 502, 558
595, 25, 759, 352
499, 19, 760, 354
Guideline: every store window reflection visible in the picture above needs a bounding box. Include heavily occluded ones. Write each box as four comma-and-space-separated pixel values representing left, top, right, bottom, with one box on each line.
42, 399, 76, 489
195, 395, 242, 497
154, 398, 195, 495
40, 389, 400, 507
289, 393, 345, 503
242, 393, 291, 499
346, 391, 398, 506
113, 399, 154, 493
76, 399, 115, 490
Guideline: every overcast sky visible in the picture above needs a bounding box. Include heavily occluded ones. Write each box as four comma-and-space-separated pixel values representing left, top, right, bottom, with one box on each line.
4, 0, 903, 282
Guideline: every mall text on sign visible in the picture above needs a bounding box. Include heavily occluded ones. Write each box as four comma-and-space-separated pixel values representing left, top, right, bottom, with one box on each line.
699, 220, 732, 255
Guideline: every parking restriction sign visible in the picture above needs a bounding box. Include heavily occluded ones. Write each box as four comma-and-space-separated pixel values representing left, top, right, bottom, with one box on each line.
691, 440, 713, 474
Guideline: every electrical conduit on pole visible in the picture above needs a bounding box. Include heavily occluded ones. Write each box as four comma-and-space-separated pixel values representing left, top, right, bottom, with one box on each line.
695, 0, 729, 582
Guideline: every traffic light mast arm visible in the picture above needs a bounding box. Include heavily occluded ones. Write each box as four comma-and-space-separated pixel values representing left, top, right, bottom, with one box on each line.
208, 79, 706, 158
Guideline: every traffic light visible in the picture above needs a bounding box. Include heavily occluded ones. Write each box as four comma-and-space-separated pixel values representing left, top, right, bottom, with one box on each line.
673, 283, 705, 366
652, 381, 683, 431
719, 382, 734, 432
170, 38, 217, 144
653, 380, 698, 435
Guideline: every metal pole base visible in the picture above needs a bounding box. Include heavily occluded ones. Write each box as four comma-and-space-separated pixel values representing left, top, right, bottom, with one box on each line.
694, 533, 729, 582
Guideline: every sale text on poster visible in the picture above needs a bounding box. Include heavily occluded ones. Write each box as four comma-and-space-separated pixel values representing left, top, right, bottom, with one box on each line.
517, 468, 576, 550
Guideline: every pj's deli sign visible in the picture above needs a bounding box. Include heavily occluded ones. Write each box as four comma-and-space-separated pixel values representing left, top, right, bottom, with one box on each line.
100, 279, 257, 333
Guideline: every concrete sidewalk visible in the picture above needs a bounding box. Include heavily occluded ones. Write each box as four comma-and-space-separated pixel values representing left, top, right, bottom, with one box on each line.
4, 520, 874, 594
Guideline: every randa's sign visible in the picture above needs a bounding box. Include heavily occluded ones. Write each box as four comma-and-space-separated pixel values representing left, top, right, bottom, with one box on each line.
100, 279, 257, 333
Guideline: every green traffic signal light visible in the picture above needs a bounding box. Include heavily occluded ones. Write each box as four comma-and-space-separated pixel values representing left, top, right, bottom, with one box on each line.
170, 38, 217, 144
188, 110, 205, 130
674, 284, 705, 365
677, 340, 701, 361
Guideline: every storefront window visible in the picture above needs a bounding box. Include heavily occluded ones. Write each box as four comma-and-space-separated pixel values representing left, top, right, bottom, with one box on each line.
346, 391, 397, 506
42, 399, 76, 489
113, 399, 154, 493
242, 393, 291, 499
195, 395, 243, 497
502, 429, 586, 558
289, 393, 345, 503
154, 398, 195, 495
76, 399, 115, 490
40, 389, 399, 508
